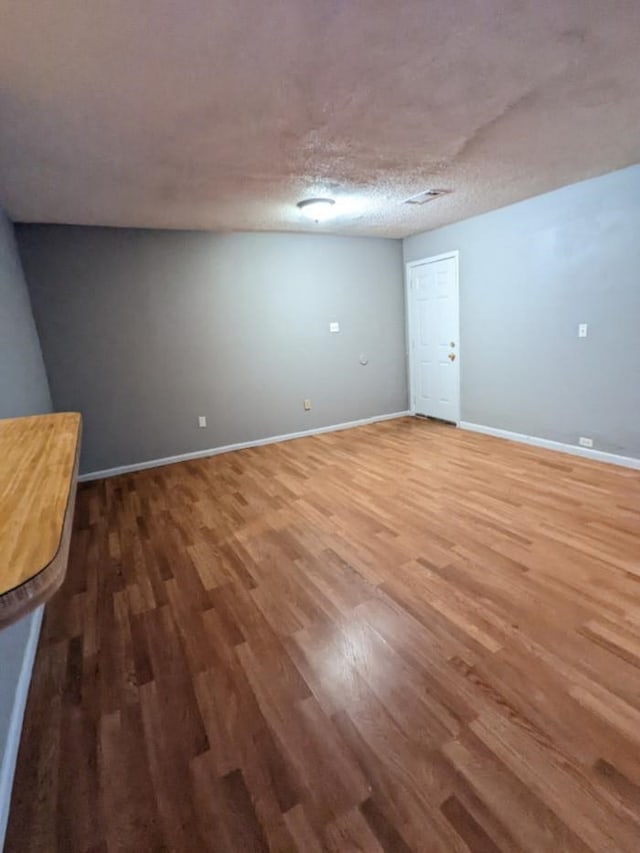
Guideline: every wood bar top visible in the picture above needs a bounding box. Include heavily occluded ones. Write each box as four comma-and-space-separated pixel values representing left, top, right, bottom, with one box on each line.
0, 412, 81, 627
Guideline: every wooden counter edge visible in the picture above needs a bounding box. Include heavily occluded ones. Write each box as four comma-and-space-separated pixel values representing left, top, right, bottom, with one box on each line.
0, 414, 82, 629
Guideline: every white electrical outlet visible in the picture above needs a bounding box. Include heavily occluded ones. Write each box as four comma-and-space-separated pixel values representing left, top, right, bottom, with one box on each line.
329, 322, 340, 333
304, 399, 311, 411
578, 323, 588, 338
578, 436, 593, 448
198, 416, 207, 428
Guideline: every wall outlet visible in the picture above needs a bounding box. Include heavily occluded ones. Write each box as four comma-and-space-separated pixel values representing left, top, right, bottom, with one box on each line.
329, 321, 340, 333
578, 436, 593, 448
198, 415, 207, 428
578, 323, 588, 338
304, 399, 311, 411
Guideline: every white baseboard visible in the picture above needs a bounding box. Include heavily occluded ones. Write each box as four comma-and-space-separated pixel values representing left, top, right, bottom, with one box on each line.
459, 421, 640, 471
0, 606, 44, 850
79, 411, 412, 482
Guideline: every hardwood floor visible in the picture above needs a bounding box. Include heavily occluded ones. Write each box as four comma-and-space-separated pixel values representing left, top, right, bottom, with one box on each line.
7, 417, 640, 852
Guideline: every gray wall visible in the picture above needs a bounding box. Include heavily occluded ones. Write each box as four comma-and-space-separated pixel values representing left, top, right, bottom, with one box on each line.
0, 210, 51, 848
18, 228, 407, 474
404, 164, 640, 459
0, 212, 51, 417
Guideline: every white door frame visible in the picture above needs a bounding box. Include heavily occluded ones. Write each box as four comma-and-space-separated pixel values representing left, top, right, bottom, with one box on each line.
405, 250, 460, 424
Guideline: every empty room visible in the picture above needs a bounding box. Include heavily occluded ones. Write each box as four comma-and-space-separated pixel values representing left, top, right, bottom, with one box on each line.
1, 2, 639, 851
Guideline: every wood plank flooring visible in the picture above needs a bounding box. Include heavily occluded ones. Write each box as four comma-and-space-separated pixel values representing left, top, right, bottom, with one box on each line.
6, 417, 640, 852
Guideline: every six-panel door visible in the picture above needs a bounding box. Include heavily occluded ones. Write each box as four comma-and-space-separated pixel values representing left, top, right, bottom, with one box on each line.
410, 255, 459, 423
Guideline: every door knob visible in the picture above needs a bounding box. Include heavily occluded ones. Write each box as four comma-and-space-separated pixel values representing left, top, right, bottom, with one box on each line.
448, 353, 456, 361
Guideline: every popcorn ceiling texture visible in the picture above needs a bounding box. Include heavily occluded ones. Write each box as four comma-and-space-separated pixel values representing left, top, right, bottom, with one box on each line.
1, 0, 639, 237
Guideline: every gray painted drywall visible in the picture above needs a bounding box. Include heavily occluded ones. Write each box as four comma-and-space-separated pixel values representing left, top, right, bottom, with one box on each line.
18, 228, 407, 474
0, 212, 51, 417
404, 164, 640, 459
0, 210, 51, 849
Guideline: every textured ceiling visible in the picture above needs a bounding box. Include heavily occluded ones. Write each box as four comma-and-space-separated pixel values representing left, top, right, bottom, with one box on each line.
1, 1, 639, 238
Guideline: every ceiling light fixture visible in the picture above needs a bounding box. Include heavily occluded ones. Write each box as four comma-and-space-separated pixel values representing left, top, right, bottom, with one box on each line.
297, 197, 336, 222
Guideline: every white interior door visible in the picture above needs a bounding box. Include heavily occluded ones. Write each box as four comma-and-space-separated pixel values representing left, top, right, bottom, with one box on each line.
409, 254, 460, 423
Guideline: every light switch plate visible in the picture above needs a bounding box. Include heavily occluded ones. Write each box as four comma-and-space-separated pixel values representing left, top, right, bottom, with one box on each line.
198, 416, 207, 428
578, 323, 588, 338
329, 322, 340, 333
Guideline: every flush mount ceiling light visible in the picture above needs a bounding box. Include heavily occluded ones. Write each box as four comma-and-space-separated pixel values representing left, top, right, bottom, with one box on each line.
296, 197, 336, 222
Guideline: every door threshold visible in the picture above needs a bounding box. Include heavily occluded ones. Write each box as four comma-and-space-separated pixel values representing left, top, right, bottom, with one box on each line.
414, 414, 457, 427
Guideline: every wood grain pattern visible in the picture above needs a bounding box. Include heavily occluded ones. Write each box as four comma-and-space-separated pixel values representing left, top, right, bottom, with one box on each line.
0, 412, 81, 627
7, 417, 640, 851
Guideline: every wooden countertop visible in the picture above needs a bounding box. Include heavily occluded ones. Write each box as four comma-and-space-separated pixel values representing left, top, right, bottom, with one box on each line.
0, 412, 81, 627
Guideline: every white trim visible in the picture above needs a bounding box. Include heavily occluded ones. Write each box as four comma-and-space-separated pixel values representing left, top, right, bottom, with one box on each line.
79, 411, 412, 482
405, 251, 460, 424
0, 606, 44, 850
460, 422, 640, 471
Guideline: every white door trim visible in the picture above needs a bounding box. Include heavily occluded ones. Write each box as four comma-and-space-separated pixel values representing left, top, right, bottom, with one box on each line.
405, 251, 460, 424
